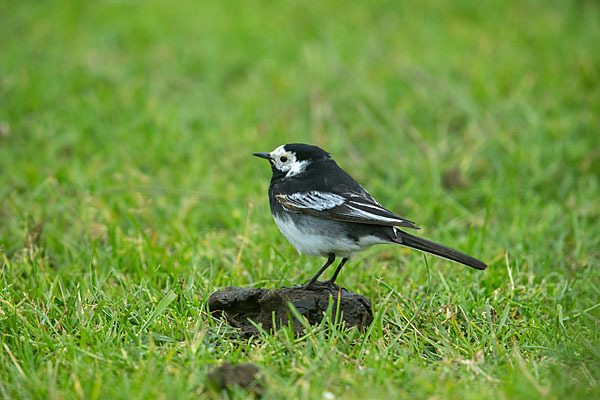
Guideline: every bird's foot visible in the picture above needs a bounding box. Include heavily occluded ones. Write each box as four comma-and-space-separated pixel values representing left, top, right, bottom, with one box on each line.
303, 279, 344, 292
283, 279, 345, 292
281, 284, 306, 290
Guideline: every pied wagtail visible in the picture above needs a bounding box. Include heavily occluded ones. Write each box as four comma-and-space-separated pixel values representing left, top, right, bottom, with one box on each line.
253, 143, 487, 287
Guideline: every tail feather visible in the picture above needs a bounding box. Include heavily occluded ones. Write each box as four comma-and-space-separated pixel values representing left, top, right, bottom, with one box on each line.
393, 230, 487, 270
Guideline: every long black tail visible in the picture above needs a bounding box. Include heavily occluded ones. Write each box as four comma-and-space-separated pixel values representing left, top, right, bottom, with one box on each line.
393, 230, 487, 270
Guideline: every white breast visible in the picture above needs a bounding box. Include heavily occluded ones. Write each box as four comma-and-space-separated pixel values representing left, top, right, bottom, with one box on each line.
272, 213, 386, 258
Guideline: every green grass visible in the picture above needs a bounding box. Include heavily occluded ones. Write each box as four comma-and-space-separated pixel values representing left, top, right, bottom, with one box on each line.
1, 0, 599, 398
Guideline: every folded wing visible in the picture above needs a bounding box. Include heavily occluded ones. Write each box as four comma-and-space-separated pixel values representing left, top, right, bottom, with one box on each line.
276, 191, 419, 229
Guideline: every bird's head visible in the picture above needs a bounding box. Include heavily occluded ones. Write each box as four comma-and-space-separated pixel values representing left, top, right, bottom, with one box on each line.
253, 143, 331, 178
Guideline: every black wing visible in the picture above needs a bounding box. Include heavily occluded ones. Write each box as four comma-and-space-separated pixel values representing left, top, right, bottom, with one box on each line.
275, 190, 419, 229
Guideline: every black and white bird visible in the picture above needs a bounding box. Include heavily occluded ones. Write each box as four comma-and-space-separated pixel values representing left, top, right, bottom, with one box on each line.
253, 143, 487, 287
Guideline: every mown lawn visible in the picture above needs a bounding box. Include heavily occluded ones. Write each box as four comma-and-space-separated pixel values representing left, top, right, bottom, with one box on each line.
1, 0, 599, 398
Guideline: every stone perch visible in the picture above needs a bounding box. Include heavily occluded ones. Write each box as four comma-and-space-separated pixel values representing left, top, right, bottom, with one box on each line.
208, 284, 373, 337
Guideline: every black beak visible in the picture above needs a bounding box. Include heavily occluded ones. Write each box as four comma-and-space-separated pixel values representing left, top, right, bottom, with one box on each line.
252, 152, 271, 160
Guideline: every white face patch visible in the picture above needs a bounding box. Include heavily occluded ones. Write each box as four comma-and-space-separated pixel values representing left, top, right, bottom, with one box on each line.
286, 160, 309, 177
269, 145, 310, 177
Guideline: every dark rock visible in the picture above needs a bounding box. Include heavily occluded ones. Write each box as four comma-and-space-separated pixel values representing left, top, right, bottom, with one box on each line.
207, 362, 263, 395
208, 284, 373, 337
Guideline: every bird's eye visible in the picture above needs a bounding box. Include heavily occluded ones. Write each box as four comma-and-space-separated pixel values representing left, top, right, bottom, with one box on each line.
280, 156, 288, 162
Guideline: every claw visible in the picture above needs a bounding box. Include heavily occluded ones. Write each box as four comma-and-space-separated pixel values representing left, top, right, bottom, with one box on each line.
302, 280, 344, 293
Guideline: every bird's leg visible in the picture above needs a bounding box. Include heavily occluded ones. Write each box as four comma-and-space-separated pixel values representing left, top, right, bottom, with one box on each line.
305, 254, 336, 287
325, 257, 349, 287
